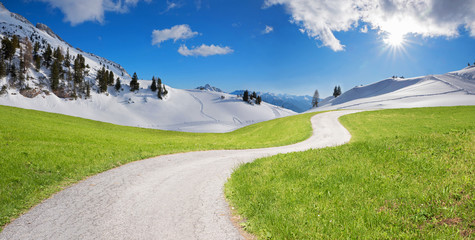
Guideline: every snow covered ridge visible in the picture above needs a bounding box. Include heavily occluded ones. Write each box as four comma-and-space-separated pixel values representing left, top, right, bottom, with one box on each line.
0, 81, 295, 133
312, 66, 475, 111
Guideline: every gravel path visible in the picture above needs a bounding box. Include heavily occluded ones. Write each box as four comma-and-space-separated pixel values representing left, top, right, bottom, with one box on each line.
0, 110, 360, 240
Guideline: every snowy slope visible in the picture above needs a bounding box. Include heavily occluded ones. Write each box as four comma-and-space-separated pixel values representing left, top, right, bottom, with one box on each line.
231, 90, 312, 113
0, 2, 131, 88
312, 66, 475, 111
0, 80, 295, 132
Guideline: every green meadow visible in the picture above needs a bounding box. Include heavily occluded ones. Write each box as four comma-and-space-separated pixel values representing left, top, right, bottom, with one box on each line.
0, 105, 317, 228
226, 106, 474, 239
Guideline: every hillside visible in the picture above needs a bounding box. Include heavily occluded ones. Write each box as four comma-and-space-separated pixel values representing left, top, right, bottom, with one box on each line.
313, 66, 475, 111
0, 3, 295, 132
0, 80, 295, 132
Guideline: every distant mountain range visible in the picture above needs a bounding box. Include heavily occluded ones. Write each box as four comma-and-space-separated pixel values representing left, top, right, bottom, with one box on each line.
194, 86, 313, 113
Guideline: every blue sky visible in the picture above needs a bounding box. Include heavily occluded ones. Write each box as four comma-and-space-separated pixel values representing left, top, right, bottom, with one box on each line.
4, 0, 475, 97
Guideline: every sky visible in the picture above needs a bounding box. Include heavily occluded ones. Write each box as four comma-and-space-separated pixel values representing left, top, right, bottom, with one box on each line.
4, 0, 475, 97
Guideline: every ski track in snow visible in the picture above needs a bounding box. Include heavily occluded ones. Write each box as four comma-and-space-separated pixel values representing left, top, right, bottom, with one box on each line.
187, 91, 219, 122
0, 110, 360, 240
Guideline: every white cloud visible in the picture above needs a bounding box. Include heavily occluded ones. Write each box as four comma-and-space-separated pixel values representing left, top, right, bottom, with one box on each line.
262, 25, 274, 34
151, 24, 199, 47
38, 0, 150, 25
265, 0, 475, 51
178, 44, 234, 57
360, 25, 368, 33
163, 0, 182, 13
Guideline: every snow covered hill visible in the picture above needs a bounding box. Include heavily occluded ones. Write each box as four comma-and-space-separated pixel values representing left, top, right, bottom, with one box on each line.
231, 90, 312, 113
0, 81, 295, 132
312, 66, 475, 111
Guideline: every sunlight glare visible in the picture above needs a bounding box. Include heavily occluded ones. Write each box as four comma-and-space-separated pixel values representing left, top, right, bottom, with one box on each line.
384, 32, 405, 47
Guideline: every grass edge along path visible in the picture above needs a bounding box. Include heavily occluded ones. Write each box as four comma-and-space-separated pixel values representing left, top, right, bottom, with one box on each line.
225, 106, 474, 239
0, 105, 318, 229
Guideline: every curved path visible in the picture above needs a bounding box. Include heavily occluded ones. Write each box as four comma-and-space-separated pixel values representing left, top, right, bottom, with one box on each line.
0, 110, 360, 240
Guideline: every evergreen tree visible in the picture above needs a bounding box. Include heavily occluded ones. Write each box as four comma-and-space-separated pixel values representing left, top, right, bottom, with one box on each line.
11, 35, 20, 49
86, 83, 91, 98
43, 44, 52, 67
151, 77, 157, 91
0, 58, 6, 78
115, 77, 121, 91
53, 46, 64, 62
73, 54, 86, 85
130, 72, 139, 91
33, 41, 40, 54
33, 54, 41, 71
157, 87, 162, 99
333, 86, 338, 98
19, 48, 25, 85
10, 65, 17, 83
64, 48, 70, 68
162, 85, 168, 96
243, 90, 249, 102
251, 91, 257, 99
337, 85, 342, 96
22, 37, 33, 71
50, 58, 61, 91
312, 89, 320, 107
108, 71, 114, 85
256, 95, 262, 105
1, 37, 15, 67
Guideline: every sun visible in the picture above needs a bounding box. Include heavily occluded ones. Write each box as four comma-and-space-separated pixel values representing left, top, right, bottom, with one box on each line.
384, 32, 405, 47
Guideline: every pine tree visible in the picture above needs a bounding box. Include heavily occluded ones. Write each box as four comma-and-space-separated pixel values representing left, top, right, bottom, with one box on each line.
86, 83, 91, 98
108, 71, 114, 85
162, 85, 168, 96
43, 44, 53, 68
130, 72, 139, 91
54, 46, 64, 62
243, 90, 249, 102
73, 54, 85, 85
157, 84, 163, 99
23, 37, 33, 71
337, 85, 342, 96
1, 37, 15, 68
0, 58, 6, 78
33, 41, 40, 54
115, 77, 121, 91
333, 86, 338, 98
256, 95, 262, 105
11, 35, 20, 49
50, 59, 61, 91
312, 89, 319, 107
151, 77, 157, 91
251, 91, 257, 99
64, 48, 70, 68
33, 54, 41, 71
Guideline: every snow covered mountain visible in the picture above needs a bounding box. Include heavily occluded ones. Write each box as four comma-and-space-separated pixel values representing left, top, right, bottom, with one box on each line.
0, 2, 131, 93
312, 66, 475, 111
231, 90, 312, 113
196, 84, 223, 92
0, 4, 295, 132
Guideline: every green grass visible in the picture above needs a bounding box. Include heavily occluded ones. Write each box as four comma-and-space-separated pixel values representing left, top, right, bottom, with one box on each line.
0, 105, 317, 229
225, 106, 475, 239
